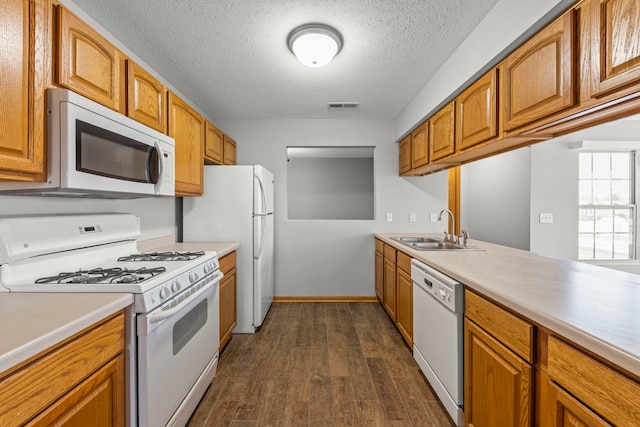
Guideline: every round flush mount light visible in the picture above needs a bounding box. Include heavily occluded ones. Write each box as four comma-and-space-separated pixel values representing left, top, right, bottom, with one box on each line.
287, 23, 343, 68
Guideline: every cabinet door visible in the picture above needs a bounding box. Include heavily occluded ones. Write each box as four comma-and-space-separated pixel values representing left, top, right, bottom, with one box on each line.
168, 92, 204, 196
464, 319, 532, 427
56, 6, 125, 113
126, 60, 166, 133
223, 135, 236, 165
456, 69, 498, 151
398, 134, 412, 174
383, 257, 397, 321
501, 10, 576, 131
395, 268, 413, 347
375, 251, 384, 303
590, 0, 640, 98
205, 122, 224, 165
548, 383, 612, 427
429, 101, 455, 161
219, 268, 237, 350
0, 0, 48, 181
411, 122, 428, 169
26, 355, 125, 427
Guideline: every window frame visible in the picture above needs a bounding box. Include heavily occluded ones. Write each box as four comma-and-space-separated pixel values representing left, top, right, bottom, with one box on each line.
577, 151, 637, 261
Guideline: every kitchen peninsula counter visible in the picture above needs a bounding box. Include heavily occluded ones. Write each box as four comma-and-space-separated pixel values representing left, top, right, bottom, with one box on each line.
0, 293, 133, 374
375, 233, 640, 378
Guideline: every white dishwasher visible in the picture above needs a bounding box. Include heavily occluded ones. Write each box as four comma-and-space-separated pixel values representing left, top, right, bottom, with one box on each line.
412, 259, 464, 426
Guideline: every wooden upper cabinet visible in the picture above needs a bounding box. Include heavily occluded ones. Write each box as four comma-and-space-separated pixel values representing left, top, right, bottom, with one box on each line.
429, 101, 455, 161
204, 122, 224, 165
411, 122, 428, 169
223, 135, 236, 165
56, 6, 125, 113
126, 60, 166, 133
398, 134, 412, 174
168, 92, 204, 196
501, 9, 576, 131
590, 0, 640, 98
456, 69, 499, 151
0, 0, 48, 181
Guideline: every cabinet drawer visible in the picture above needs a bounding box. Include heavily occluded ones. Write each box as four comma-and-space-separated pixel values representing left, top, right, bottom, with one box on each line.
375, 239, 384, 253
465, 290, 533, 362
383, 243, 396, 261
396, 251, 412, 274
219, 251, 237, 274
0, 312, 125, 426
548, 336, 640, 426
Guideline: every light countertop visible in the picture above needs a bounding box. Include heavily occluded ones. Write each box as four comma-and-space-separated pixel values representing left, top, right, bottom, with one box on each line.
0, 293, 133, 374
145, 242, 240, 258
375, 233, 640, 378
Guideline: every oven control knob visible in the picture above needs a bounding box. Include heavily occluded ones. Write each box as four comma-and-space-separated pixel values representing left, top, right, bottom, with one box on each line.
171, 280, 181, 293
159, 286, 171, 300
204, 263, 212, 274
189, 272, 199, 283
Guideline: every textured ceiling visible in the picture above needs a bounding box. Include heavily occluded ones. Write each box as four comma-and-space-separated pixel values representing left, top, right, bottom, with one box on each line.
68, 0, 500, 120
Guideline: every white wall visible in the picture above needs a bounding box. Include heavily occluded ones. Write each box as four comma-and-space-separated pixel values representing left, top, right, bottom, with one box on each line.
396, 0, 572, 139
460, 147, 531, 250
530, 140, 578, 259
215, 118, 449, 297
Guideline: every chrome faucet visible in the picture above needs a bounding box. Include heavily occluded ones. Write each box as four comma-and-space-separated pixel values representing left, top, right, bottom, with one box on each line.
438, 209, 456, 242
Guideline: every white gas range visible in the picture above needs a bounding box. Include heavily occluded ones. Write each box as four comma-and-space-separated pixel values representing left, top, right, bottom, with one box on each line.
0, 213, 223, 427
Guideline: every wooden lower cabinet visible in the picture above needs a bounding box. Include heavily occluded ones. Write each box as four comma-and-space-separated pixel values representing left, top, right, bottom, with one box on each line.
395, 265, 413, 347
0, 311, 126, 427
219, 251, 237, 351
464, 318, 532, 427
375, 248, 384, 303
383, 256, 397, 322
375, 239, 413, 347
465, 289, 640, 427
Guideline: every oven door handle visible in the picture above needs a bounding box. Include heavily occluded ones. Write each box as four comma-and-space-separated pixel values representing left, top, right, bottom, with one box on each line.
148, 270, 223, 325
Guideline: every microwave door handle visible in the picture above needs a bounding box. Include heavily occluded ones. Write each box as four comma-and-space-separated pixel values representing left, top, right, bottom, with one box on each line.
153, 141, 164, 193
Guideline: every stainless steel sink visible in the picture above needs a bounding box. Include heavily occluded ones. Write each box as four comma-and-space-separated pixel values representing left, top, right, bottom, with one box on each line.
391, 236, 441, 244
390, 236, 483, 251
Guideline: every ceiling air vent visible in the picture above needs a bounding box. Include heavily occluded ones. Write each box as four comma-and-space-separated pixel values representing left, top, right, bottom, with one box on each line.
328, 102, 360, 110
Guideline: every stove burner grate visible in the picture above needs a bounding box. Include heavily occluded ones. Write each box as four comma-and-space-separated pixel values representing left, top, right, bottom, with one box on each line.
35, 266, 167, 284
117, 251, 205, 262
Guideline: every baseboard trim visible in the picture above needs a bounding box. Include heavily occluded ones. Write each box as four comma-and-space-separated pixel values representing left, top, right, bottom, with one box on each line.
273, 296, 379, 303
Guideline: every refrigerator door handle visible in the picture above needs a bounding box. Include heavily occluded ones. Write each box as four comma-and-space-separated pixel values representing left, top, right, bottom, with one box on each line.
254, 174, 269, 259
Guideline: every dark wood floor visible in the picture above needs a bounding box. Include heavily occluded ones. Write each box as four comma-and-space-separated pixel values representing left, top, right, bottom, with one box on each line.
187, 302, 455, 427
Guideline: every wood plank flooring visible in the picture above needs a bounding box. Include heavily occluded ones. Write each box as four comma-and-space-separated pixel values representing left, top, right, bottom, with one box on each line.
187, 302, 455, 427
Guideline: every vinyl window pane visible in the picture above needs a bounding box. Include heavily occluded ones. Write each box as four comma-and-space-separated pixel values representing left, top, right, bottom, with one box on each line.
595, 210, 613, 232
592, 180, 612, 204
592, 153, 611, 179
578, 208, 594, 232
579, 153, 592, 179
611, 180, 631, 204
613, 234, 632, 260
611, 153, 630, 179
578, 234, 594, 259
579, 180, 593, 204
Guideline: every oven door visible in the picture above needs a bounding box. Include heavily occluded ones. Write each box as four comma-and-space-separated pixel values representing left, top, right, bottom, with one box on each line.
137, 272, 221, 427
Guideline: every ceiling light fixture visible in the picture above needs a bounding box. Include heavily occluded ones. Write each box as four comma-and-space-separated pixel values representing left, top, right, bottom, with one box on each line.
287, 23, 343, 68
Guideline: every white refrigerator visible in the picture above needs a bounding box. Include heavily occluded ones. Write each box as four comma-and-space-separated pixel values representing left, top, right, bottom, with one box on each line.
183, 165, 274, 333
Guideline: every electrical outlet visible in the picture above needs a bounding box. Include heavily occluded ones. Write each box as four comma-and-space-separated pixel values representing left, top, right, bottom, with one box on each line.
409, 212, 416, 222
430, 213, 437, 223
539, 213, 553, 223
386, 212, 393, 222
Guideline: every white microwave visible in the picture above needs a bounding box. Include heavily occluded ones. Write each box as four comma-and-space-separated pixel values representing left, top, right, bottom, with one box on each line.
0, 88, 175, 198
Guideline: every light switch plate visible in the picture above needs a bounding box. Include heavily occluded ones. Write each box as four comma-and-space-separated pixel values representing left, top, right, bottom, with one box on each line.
409, 212, 416, 222
430, 213, 437, 223
386, 212, 393, 222
539, 213, 553, 223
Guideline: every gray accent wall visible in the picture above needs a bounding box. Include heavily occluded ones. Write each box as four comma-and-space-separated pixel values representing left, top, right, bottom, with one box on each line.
215, 118, 449, 297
